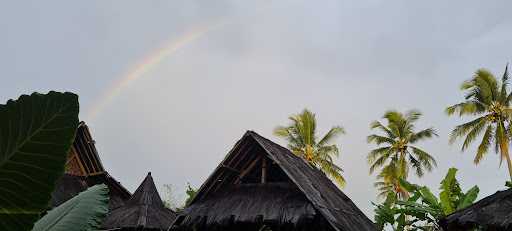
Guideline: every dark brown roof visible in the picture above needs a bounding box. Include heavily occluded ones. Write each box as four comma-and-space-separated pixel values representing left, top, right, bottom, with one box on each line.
102, 172, 177, 230
439, 188, 512, 231
72, 122, 105, 175
172, 131, 376, 231
177, 183, 319, 229
50, 173, 131, 210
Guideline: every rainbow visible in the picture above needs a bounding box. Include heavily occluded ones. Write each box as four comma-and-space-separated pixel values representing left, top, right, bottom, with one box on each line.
86, 22, 224, 120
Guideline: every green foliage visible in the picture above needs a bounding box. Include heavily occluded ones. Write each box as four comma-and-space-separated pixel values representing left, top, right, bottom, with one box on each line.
162, 182, 198, 211
184, 182, 198, 206
506, 181, 512, 188
274, 109, 346, 187
447, 65, 512, 179
374, 168, 479, 231
368, 110, 437, 198
162, 184, 181, 210
32, 184, 109, 231
0, 92, 79, 231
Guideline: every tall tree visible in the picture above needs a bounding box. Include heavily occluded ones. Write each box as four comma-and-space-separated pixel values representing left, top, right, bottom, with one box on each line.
274, 109, 346, 187
446, 66, 512, 180
367, 110, 437, 198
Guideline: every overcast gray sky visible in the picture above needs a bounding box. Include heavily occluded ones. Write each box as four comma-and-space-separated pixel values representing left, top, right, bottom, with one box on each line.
2, 0, 512, 217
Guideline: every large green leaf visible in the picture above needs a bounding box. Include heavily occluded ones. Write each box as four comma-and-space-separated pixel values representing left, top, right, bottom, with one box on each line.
399, 178, 419, 192
32, 184, 109, 231
440, 168, 457, 191
439, 167, 461, 215
457, 186, 479, 210
419, 186, 439, 208
0, 91, 79, 230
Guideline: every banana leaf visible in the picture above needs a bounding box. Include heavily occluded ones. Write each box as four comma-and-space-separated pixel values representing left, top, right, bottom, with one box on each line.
456, 186, 479, 210
32, 184, 109, 231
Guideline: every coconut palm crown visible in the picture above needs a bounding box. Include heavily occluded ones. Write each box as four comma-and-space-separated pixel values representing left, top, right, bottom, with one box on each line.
367, 110, 437, 198
274, 109, 346, 187
446, 65, 512, 180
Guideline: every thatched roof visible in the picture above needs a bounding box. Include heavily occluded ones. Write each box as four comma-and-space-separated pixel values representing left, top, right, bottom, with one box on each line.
51, 122, 131, 210
66, 122, 105, 176
102, 172, 177, 230
171, 131, 376, 231
439, 188, 512, 231
51, 173, 131, 210
176, 183, 320, 230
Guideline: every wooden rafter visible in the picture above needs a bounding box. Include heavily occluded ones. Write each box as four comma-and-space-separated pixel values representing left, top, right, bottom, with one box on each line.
261, 157, 267, 183
193, 136, 253, 202
234, 155, 262, 184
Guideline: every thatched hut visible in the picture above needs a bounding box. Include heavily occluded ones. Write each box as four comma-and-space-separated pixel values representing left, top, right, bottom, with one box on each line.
170, 131, 376, 231
101, 172, 177, 230
51, 121, 131, 210
439, 188, 512, 231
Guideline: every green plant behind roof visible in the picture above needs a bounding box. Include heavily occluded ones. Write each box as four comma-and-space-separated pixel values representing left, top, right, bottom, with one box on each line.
274, 109, 346, 187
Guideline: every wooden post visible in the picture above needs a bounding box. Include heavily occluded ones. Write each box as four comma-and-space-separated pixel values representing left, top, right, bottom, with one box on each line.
261, 158, 267, 183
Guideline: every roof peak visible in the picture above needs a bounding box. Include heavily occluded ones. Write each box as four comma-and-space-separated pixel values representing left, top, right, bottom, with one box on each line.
126, 172, 164, 207
101, 172, 177, 229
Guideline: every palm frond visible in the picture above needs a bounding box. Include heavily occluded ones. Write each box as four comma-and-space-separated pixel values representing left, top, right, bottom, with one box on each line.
318, 126, 345, 146
473, 69, 498, 103
367, 134, 395, 145
370, 121, 396, 139
273, 126, 290, 138
408, 154, 423, 177
319, 159, 345, 187
370, 155, 392, 174
500, 64, 509, 104
446, 101, 488, 116
318, 144, 340, 158
449, 116, 486, 144
405, 109, 422, 124
461, 118, 488, 151
410, 146, 437, 171
368, 146, 392, 163
495, 122, 509, 166
300, 109, 317, 145
475, 124, 494, 164
410, 127, 438, 143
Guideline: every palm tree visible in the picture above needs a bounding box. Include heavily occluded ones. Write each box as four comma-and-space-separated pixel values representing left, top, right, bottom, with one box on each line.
367, 110, 437, 198
373, 165, 402, 199
446, 65, 512, 180
274, 109, 346, 187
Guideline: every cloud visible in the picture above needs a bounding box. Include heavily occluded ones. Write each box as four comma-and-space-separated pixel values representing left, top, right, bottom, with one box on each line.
2, 0, 512, 217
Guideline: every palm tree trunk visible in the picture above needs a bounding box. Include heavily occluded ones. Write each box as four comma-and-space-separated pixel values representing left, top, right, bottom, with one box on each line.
500, 140, 512, 180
